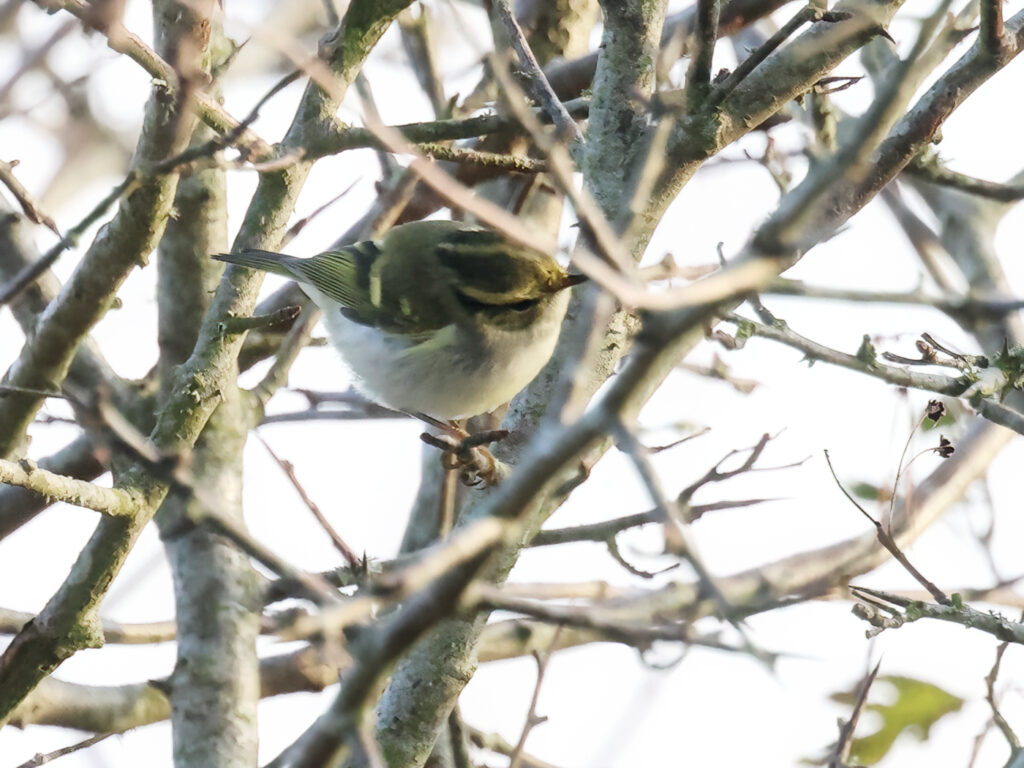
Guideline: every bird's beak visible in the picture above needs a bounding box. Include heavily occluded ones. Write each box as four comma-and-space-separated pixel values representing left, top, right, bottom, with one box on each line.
552, 273, 589, 292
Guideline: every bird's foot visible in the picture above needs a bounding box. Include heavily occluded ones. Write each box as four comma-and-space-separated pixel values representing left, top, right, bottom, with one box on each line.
420, 427, 509, 487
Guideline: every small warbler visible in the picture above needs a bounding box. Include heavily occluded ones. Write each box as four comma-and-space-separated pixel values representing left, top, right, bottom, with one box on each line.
216, 220, 584, 419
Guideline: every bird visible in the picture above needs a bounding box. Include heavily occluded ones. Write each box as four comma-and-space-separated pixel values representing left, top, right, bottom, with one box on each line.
215, 220, 585, 421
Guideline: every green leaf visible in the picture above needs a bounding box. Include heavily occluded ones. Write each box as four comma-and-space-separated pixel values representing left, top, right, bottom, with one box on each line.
831, 676, 963, 765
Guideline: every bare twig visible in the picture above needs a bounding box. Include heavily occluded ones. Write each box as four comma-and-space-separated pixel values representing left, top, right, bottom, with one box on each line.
611, 419, 737, 622
825, 450, 949, 604
723, 313, 1024, 437
0, 607, 176, 643
710, 6, 824, 107
468, 584, 778, 663
984, 640, 1020, 752
37, 0, 272, 157
829, 660, 881, 768
248, 305, 319, 413
685, 0, 721, 108
531, 497, 777, 547
466, 724, 563, 768
980, 0, 1005, 52
0, 159, 60, 236
15, 732, 113, 768
906, 154, 1024, 202
0, 64, 301, 309
486, 0, 584, 152
605, 535, 679, 579
0, 457, 139, 517
0, 172, 137, 307
764, 278, 1024, 318
850, 586, 1024, 644
256, 434, 359, 567
508, 629, 559, 768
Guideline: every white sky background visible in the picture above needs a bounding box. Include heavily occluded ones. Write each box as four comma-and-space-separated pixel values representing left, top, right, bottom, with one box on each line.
2, 0, 1024, 765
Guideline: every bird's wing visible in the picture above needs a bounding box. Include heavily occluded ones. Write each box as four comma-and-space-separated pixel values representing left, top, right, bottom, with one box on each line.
218, 243, 390, 327
290, 241, 453, 335
283, 241, 381, 318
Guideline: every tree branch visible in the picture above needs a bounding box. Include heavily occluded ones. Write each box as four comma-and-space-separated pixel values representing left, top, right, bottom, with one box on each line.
0, 457, 138, 516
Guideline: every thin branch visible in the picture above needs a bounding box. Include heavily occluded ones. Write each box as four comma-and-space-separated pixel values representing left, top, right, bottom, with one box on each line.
724, 311, 1024, 436
256, 434, 359, 567
248, 305, 320, 414
468, 584, 778, 663
15, 732, 113, 768
605, 535, 679, 579
0, 67, 301, 309
312, 97, 591, 161
0, 159, 60, 236
267, 535, 505, 768
764, 278, 1024, 318
829, 661, 881, 768
906, 154, 1024, 202
397, 5, 447, 117
0, 607, 176, 643
851, 586, 1024, 644
466, 724, 563, 768
487, 0, 585, 151
881, 184, 964, 294
710, 6, 813, 107
984, 640, 1020, 752
0, 435, 106, 539
415, 143, 545, 172
0, 65, 300, 309
980, 0, 1005, 52
751, 0, 953, 254
218, 305, 302, 335
508, 631, 558, 768
611, 420, 734, 619
1, 98, 293, 315
278, 517, 509, 643
0, 457, 139, 517
0, 384, 70, 399
531, 497, 775, 546
448, 707, 473, 768
0, 171, 137, 307
825, 450, 949, 604
488, 58, 632, 273
676, 432, 798, 504
35, 0, 272, 158
686, 0, 722, 109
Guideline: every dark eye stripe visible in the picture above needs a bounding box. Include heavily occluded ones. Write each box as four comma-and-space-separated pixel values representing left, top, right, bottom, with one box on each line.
454, 290, 540, 313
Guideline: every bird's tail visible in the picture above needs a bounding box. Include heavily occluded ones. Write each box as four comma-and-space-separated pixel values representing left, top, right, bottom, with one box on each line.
214, 249, 297, 278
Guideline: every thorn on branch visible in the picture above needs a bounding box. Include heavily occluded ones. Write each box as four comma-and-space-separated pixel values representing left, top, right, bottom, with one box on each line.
813, 75, 864, 95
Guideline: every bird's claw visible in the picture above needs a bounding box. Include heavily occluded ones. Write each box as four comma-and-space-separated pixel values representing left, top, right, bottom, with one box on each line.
420, 428, 509, 487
